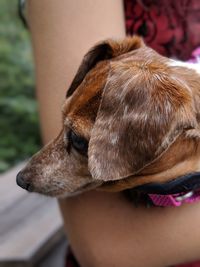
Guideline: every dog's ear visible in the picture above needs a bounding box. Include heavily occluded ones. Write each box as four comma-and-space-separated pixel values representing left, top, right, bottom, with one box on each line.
66, 36, 144, 97
88, 61, 198, 182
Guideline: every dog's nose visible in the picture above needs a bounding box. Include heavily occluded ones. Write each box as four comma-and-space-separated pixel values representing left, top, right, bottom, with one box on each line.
16, 171, 32, 191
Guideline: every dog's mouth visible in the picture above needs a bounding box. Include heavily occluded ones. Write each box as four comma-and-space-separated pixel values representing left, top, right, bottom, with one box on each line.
134, 172, 200, 206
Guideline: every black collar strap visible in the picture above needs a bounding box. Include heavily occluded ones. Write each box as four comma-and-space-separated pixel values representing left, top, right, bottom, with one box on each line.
134, 172, 200, 195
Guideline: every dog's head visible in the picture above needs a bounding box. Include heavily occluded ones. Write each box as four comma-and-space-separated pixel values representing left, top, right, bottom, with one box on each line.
17, 37, 200, 198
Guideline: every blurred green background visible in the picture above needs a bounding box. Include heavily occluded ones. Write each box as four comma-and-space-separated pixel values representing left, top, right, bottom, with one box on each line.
0, 0, 41, 173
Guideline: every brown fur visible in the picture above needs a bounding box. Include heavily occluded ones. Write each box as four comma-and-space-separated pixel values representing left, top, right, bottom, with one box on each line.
18, 36, 200, 197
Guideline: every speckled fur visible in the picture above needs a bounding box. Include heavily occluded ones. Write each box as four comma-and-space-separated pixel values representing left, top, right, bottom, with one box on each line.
18, 36, 200, 198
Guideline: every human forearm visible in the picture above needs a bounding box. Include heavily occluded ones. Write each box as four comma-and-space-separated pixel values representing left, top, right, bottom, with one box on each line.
60, 192, 200, 267
27, 0, 125, 143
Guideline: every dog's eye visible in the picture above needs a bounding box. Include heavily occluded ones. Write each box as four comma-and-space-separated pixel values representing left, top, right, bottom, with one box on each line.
67, 130, 88, 155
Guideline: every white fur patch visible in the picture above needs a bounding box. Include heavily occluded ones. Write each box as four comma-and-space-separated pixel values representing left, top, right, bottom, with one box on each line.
123, 105, 128, 116
110, 132, 119, 145
169, 59, 200, 75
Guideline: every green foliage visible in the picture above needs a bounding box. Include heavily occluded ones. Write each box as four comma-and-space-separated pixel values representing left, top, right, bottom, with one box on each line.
0, 0, 41, 172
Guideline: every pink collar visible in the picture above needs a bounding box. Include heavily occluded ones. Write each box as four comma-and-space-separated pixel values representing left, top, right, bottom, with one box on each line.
149, 191, 200, 207
139, 171, 200, 207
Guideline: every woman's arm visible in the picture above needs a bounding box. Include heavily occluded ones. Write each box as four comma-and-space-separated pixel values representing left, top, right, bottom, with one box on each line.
26, 1, 200, 266
60, 191, 200, 267
27, 0, 125, 142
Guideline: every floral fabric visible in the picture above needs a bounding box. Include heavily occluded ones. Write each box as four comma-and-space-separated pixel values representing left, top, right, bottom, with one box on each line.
124, 0, 200, 60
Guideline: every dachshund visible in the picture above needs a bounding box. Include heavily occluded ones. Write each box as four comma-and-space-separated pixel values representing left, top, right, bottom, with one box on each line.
16, 36, 200, 206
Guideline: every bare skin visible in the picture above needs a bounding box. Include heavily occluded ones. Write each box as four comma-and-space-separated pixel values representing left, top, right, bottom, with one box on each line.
27, 1, 200, 266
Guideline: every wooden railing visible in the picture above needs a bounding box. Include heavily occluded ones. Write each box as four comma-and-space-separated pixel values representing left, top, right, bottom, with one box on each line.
0, 163, 65, 267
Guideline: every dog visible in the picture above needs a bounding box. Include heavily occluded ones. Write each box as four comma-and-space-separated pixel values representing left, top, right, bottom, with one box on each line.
16, 36, 200, 205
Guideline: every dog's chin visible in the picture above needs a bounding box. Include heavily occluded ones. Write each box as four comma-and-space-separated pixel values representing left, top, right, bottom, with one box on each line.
27, 181, 103, 198
22, 185, 67, 198
57, 181, 103, 198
